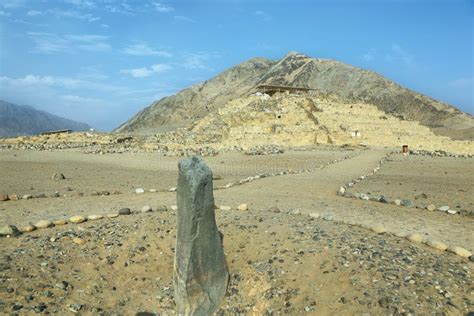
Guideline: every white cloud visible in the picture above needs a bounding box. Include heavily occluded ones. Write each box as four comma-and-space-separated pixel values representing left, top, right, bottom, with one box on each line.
64, 0, 97, 9
449, 77, 473, 88
385, 43, 415, 66
362, 49, 376, 62
122, 43, 172, 57
27, 10, 43, 16
28, 32, 71, 54
101, 23, 109, 28
105, 3, 137, 15
60, 94, 104, 105
174, 15, 195, 23
120, 64, 172, 78
1, 0, 25, 9
0, 74, 82, 88
153, 2, 174, 13
48, 8, 101, 22
28, 32, 111, 54
254, 10, 271, 22
182, 52, 220, 70
0, 10, 11, 16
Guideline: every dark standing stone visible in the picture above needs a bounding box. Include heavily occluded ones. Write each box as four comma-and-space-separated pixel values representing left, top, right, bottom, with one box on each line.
174, 156, 229, 315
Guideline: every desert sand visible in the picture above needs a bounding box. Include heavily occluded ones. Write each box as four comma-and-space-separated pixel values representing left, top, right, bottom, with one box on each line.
0, 146, 472, 315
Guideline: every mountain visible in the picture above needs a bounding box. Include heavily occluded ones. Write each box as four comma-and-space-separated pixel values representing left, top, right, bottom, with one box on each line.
115, 52, 473, 140
0, 100, 91, 137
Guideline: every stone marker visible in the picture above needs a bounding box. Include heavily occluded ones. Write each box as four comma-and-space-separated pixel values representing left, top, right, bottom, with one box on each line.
174, 156, 229, 315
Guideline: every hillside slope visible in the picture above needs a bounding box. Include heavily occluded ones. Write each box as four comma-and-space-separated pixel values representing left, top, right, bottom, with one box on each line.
0, 100, 91, 137
115, 52, 473, 139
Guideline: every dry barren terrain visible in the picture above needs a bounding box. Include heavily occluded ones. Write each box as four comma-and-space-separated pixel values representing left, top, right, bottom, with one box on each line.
0, 148, 473, 315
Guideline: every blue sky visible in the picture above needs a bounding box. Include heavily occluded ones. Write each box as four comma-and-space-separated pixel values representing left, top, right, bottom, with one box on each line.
0, 0, 472, 130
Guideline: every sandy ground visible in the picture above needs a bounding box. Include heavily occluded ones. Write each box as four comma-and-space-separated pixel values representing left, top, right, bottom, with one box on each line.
0, 148, 473, 315
347, 154, 474, 212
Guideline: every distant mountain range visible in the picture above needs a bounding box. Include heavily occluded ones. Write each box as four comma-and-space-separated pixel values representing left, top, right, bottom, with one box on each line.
0, 100, 91, 137
115, 51, 473, 140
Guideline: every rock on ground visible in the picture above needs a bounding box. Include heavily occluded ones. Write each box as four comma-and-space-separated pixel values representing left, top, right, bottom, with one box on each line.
174, 156, 229, 315
0, 224, 21, 237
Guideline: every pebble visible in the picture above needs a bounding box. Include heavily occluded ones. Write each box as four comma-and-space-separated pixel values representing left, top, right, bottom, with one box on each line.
22, 224, 36, 233
0, 193, 9, 201
141, 205, 153, 213
135, 188, 145, 194
22, 194, 32, 200
169, 187, 177, 192
87, 214, 104, 220
406, 233, 423, 243
425, 239, 448, 251
337, 186, 346, 196
149, 189, 157, 193
51, 172, 66, 180
72, 237, 86, 245
426, 204, 436, 211
35, 220, 53, 229
171, 205, 178, 211
237, 203, 248, 211
0, 224, 21, 237
371, 226, 386, 234
50, 191, 60, 198
402, 199, 414, 208
469, 255, 474, 262
379, 195, 389, 203
446, 246, 472, 258
308, 212, 320, 219
394, 199, 402, 206
118, 208, 131, 215
156, 205, 168, 212
437, 206, 449, 212
107, 213, 119, 218
69, 215, 86, 224
322, 213, 334, 221
9, 194, 19, 201
447, 210, 457, 215
289, 209, 301, 215
52, 219, 67, 226
269, 206, 281, 213
219, 205, 231, 211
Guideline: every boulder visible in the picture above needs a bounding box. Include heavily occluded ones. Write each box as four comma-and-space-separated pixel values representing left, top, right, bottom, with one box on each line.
52, 173, 66, 180
406, 233, 423, 243
174, 156, 229, 315
35, 220, 53, 229
447, 246, 472, 258
237, 204, 248, 211
141, 205, 153, 213
0, 224, 21, 237
402, 199, 414, 208
69, 215, 86, 224
118, 208, 131, 215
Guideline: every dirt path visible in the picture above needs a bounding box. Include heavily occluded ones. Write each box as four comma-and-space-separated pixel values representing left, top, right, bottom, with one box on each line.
216, 150, 474, 253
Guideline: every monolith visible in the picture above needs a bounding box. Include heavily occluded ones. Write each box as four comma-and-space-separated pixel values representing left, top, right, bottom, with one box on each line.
174, 156, 229, 315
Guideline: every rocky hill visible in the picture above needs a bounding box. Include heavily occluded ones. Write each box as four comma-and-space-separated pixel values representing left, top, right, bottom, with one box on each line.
0, 100, 91, 137
115, 52, 473, 140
